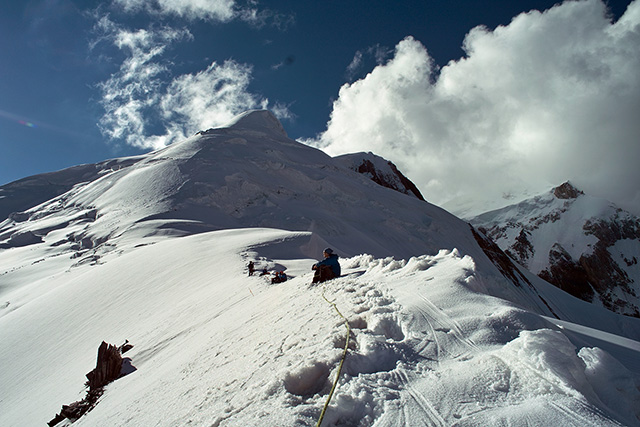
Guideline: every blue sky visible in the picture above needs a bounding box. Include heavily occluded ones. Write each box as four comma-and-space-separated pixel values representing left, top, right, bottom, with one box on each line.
1, 0, 638, 215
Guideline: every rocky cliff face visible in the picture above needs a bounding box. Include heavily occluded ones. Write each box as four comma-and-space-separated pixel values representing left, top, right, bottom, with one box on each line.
471, 182, 640, 317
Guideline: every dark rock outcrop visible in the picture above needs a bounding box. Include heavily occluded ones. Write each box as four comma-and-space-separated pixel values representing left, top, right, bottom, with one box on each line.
553, 181, 583, 199
86, 341, 124, 391
49, 341, 134, 426
506, 228, 534, 266
471, 226, 531, 289
539, 243, 594, 301
470, 226, 559, 318
539, 215, 640, 316
335, 153, 425, 201
384, 161, 425, 201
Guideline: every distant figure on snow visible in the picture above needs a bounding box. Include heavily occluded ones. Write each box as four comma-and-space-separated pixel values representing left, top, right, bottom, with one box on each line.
271, 271, 287, 284
312, 248, 341, 283
248, 261, 255, 276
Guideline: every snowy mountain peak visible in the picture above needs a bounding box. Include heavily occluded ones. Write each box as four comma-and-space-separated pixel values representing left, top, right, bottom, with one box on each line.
471, 183, 640, 317
222, 109, 288, 137
195, 110, 288, 138
0, 110, 473, 262
553, 181, 584, 199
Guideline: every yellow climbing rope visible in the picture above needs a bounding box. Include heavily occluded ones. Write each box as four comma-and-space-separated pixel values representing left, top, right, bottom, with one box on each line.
317, 287, 351, 427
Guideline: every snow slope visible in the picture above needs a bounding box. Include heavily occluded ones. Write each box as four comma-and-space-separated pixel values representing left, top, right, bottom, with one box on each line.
1, 228, 639, 426
1, 111, 639, 426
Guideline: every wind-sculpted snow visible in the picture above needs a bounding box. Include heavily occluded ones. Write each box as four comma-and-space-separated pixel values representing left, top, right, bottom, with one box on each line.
1, 228, 638, 426
221, 108, 289, 137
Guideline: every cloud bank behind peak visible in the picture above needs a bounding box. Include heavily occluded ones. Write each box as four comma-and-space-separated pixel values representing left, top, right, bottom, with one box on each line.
310, 0, 640, 216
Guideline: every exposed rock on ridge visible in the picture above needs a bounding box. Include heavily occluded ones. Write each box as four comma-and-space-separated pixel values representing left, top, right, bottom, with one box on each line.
553, 181, 584, 199
334, 152, 425, 201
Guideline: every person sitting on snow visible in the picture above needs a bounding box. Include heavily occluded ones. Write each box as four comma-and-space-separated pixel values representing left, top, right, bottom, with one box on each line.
271, 271, 287, 284
312, 248, 341, 283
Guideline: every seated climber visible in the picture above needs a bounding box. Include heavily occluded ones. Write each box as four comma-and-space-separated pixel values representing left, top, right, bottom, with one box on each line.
312, 248, 341, 283
271, 271, 287, 284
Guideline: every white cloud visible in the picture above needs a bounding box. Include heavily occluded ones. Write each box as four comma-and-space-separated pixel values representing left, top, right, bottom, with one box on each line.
345, 45, 392, 80
111, 0, 294, 28
158, 60, 269, 139
346, 51, 363, 79
96, 20, 188, 147
112, 0, 236, 22
96, 18, 287, 150
94, 1, 294, 150
312, 0, 640, 216
236, 5, 295, 29
370, 44, 392, 64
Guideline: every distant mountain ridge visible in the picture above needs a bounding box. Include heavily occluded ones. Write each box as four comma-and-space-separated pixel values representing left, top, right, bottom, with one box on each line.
471, 181, 640, 317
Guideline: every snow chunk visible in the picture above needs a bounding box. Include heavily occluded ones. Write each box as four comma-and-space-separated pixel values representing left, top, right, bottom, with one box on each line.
500, 329, 591, 398
579, 347, 640, 425
283, 361, 330, 397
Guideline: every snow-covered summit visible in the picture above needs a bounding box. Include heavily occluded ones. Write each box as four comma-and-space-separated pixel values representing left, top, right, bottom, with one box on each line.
199, 109, 288, 138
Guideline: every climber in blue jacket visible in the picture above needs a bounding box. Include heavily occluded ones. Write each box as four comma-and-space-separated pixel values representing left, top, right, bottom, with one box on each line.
312, 248, 341, 283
